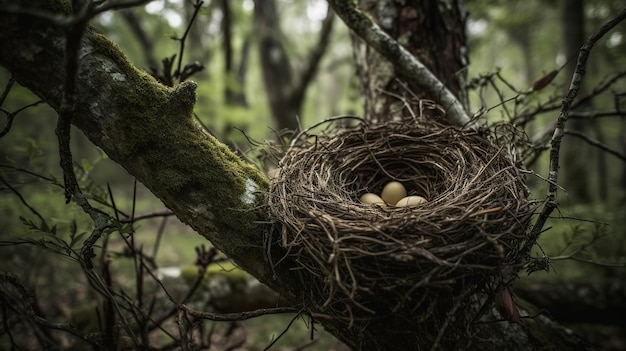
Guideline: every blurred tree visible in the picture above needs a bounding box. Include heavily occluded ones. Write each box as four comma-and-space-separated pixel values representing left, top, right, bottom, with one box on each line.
119, 8, 159, 70
220, 0, 249, 107
254, 0, 335, 133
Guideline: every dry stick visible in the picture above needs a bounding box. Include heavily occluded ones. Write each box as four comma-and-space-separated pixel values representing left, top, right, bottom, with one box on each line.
568, 110, 626, 119
178, 304, 299, 322
524, 7, 626, 256
0, 175, 46, 224
326, 0, 473, 128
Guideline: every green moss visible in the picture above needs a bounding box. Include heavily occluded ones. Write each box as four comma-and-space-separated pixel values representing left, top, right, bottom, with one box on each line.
84, 27, 271, 278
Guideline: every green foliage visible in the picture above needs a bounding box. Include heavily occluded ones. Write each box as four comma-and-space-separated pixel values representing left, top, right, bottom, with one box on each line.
527, 201, 626, 281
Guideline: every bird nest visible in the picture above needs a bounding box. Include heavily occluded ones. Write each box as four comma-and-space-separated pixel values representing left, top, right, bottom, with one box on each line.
267, 115, 535, 331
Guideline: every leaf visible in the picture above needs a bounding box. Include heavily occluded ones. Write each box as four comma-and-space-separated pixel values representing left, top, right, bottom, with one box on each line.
531, 70, 558, 92
69, 232, 88, 249
119, 223, 134, 235
81, 158, 93, 173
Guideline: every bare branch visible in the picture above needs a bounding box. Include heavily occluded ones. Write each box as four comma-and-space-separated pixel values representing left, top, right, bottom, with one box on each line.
178, 303, 299, 322
327, 0, 472, 127
568, 110, 626, 119
0, 175, 46, 224
564, 129, 626, 162
525, 7, 626, 254
173, 0, 204, 79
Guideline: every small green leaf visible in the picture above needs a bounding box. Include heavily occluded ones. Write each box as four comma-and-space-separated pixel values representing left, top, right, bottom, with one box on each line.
81, 159, 93, 173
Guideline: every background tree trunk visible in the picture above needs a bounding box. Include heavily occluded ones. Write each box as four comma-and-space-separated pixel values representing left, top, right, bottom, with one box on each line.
560, 0, 593, 203
119, 9, 159, 70
352, 0, 469, 122
253, 0, 334, 134
221, 0, 249, 107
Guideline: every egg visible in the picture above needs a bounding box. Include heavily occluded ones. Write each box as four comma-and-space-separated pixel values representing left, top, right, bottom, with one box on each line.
395, 195, 428, 207
359, 193, 386, 207
381, 181, 407, 206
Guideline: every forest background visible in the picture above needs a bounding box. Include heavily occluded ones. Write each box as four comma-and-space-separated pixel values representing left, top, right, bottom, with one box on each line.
1, 0, 625, 350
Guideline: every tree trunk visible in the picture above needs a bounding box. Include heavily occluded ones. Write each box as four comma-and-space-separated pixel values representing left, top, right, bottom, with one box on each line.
351, 0, 469, 122
560, 0, 593, 203
0, 1, 596, 349
220, 0, 248, 107
118, 9, 159, 70
253, 0, 334, 134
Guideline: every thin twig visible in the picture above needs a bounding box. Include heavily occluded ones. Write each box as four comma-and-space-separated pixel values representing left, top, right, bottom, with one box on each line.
263, 312, 302, 351
178, 303, 299, 322
0, 76, 14, 106
568, 110, 626, 119
0, 99, 43, 138
0, 175, 46, 224
174, 0, 203, 78
564, 129, 626, 162
119, 210, 175, 223
525, 7, 626, 255
550, 255, 626, 267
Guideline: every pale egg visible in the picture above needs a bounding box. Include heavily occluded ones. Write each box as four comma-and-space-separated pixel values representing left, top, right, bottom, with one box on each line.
395, 195, 428, 207
359, 193, 386, 207
381, 181, 407, 205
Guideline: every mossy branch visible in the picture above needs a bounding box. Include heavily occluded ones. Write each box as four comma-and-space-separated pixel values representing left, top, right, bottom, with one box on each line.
0, 0, 277, 289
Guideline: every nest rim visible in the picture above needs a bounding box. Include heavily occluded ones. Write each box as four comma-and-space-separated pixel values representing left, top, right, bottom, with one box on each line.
267, 116, 535, 325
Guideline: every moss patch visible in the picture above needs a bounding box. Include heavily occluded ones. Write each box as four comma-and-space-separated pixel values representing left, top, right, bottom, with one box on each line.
81, 26, 272, 281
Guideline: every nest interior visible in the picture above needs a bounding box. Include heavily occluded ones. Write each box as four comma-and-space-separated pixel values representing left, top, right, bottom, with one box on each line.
268, 117, 534, 330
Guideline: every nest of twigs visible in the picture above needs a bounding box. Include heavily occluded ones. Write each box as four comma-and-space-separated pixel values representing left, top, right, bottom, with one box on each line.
268, 115, 535, 339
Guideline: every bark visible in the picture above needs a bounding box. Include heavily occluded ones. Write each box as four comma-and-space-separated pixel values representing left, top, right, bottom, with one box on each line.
0, 1, 598, 350
344, 0, 469, 123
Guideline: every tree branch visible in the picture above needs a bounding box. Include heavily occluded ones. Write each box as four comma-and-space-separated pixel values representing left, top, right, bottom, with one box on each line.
290, 8, 335, 106
327, 0, 472, 127
525, 7, 626, 256
564, 129, 626, 162
178, 304, 299, 322
0, 0, 281, 292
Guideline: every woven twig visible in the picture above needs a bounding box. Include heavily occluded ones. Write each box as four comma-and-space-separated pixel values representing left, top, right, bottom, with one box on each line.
267, 115, 535, 341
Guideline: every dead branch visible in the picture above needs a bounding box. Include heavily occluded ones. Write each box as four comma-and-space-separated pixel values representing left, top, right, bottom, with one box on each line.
524, 7, 626, 257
